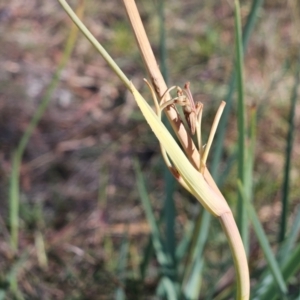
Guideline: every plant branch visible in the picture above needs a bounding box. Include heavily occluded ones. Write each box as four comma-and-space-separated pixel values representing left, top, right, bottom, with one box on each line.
122, 0, 223, 201
219, 212, 250, 299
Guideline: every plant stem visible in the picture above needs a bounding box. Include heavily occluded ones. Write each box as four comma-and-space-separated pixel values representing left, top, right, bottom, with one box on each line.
234, 0, 248, 252
57, 1, 250, 297
279, 49, 300, 242
122, 0, 224, 202
219, 212, 250, 300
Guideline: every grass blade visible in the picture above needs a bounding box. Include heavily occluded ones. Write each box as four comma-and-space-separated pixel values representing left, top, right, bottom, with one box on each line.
255, 243, 300, 300
278, 205, 300, 264
278, 50, 300, 242
9, 153, 20, 251
114, 232, 129, 300
157, 276, 179, 299
158, 0, 177, 267
134, 159, 170, 266
164, 172, 176, 267
180, 212, 206, 299
237, 181, 288, 295
176, 220, 194, 263
212, 0, 264, 175
158, 0, 168, 82
234, 0, 248, 252
9, 0, 85, 250
139, 235, 154, 280
182, 255, 204, 300
0, 250, 29, 300
134, 160, 178, 295
181, 210, 208, 291
197, 0, 264, 292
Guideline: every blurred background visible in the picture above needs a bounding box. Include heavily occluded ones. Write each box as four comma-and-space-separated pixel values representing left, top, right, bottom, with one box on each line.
0, 0, 299, 299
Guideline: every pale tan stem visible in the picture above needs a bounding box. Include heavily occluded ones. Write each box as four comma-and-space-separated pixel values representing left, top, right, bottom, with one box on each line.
123, 3, 249, 297
196, 104, 203, 169
201, 101, 226, 173
219, 212, 250, 300
123, 0, 227, 207
143, 79, 160, 115
122, 0, 200, 168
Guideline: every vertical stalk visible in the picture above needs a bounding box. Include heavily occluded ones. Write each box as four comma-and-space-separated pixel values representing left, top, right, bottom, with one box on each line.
213, 0, 264, 172
158, 0, 176, 266
234, 0, 248, 252
219, 212, 250, 299
279, 50, 300, 242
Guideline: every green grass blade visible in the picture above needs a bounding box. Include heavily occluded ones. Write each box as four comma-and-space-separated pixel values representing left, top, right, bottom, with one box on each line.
255, 243, 300, 300
139, 210, 164, 280
16, 0, 84, 160
277, 205, 300, 264
158, 0, 177, 266
156, 276, 179, 299
134, 160, 178, 299
176, 220, 193, 262
114, 232, 129, 300
164, 172, 176, 265
134, 160, 178, 295
234, 0, 248, 252
181, 210, 208, 290
245, 106, 256, 200
237, 181, 288, 295
9, 0, 84, 251
212, 0, 263, 175
9, 153, 20, 251
278, 51, 300, 242
158, 0, 168, 83
134, 160, 170, 266
182, 255, 204, 299
139, 235, 154, 280
197, 0, 264, 289
2, 250, 29, 300
179, 212, 207, 298
134, 159, 170, 266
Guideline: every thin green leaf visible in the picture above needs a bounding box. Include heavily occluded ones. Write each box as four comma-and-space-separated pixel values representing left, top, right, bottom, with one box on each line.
176, 220, 194, 262
237, 181, 287, 295
254, 243, 300, 300
9, 153, 20, 251
278, 205, 300, 264
256, 206, 300, 298
156, 276, 179, 300
114, 232, 129, 300
182, 255, 204, 300
181, 210, 208, 291
139, 235, 154, 280
9, 0, 84, 250
234, 0, 248, 252
200, 0, 264, 291
134, 159, 179, 298
164, 164, 177, 266
279, 50, 300, 242
158, 0, 177, 269
212, 0, 264, 175
134, 160, 171, 267
158, 0, 168, 83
